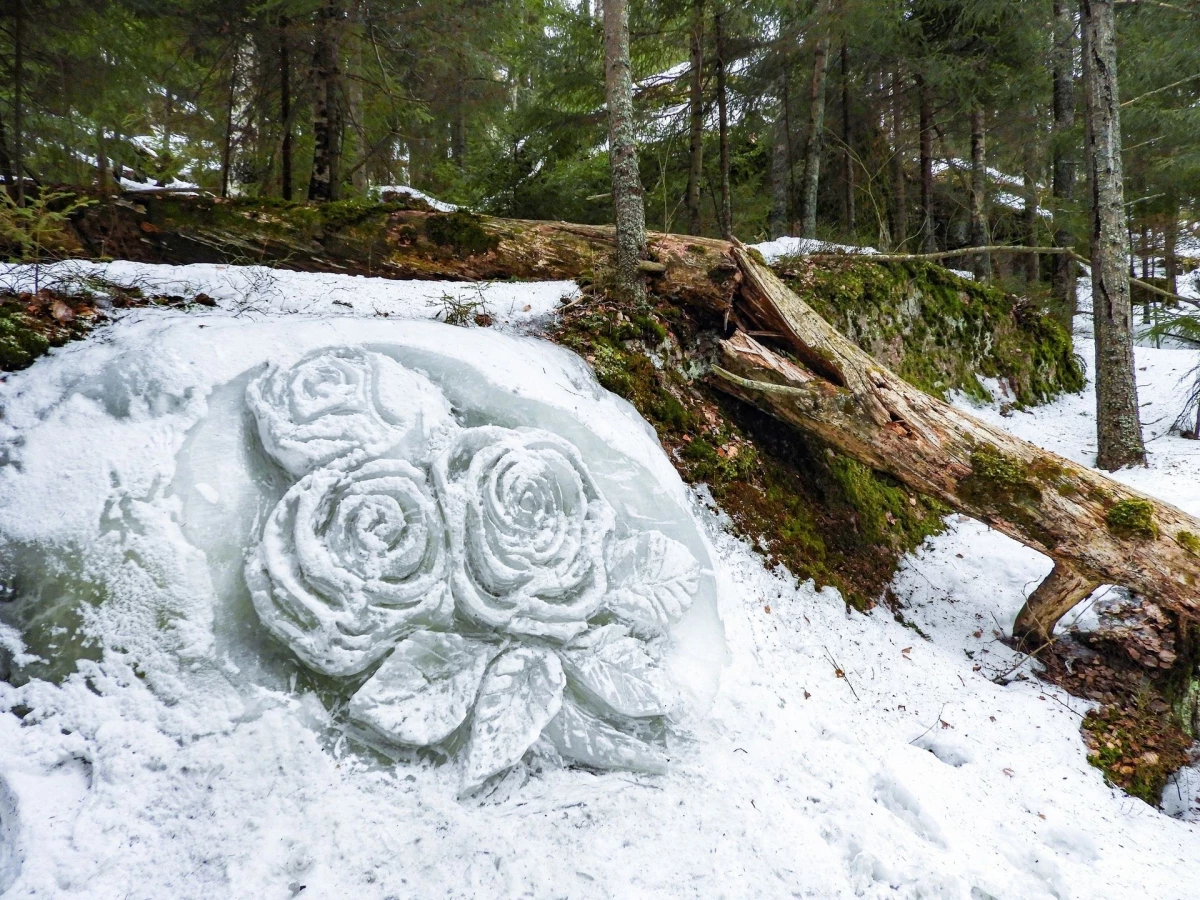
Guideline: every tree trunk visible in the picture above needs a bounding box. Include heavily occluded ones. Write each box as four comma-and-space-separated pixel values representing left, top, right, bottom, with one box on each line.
280, 17, 293, 201
714, 246, 1200, 644
840, 42, 854, 237
12, 0, 25, 205
0, 111, 13, 189
1023, 136, 1040, 284
96, 125, 108, 193
715, 4, 732, 240
603, 0, 647, 302
769, 73, 791, 240
1051, 0, 1078, 316
1080, 0, 1145, 470
451, 49, 468, 169
969, 107, 990, 279
221, 57, 238, 199
685, 0, 705, 235
799, 6, 832, 240
1165, 206, 1178, 296
345, 0, 368, 194
308, 0, 344, 202
918, 73, 935, 252
891, 68, 908, 249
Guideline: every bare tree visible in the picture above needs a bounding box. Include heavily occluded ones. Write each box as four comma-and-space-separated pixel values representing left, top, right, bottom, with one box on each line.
1081, 0, 1145, 469
715, 3, 732, 239
308, 0, 345, 202
603, 0, 647, 301
968, 107, 991, 278
685, 0, 705, 234
798, 0, 833, 239
1050, 0, 1077, 314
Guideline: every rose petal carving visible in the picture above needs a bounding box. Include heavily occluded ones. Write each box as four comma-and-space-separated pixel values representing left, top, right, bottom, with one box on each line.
348, 631, 496, 746
246, 459, 452, 676
246, 347, 454, 476
433, 427, 615, 639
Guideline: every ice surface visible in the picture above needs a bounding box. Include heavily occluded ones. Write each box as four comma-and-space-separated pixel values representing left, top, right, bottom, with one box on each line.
0, 775, 20, 895
0, 316, 724, 804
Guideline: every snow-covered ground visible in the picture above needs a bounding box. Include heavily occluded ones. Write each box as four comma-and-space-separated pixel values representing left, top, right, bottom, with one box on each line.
0, 263, 1198, 898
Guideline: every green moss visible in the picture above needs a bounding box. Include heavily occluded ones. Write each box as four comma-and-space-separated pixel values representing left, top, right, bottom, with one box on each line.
554, 299, 946, 610
780, 258, 1083, 407
1083, 700, 1192, 806
0, 308, 51, 370
424, 211, 499, 256
961, 446, 1042, 506
1106, 499, 1159, 540
1178, 531, 1200, 556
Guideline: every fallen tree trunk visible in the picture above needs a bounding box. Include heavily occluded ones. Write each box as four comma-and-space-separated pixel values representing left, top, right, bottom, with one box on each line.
713, 246, 1200, 646
68, 197, 1200, 645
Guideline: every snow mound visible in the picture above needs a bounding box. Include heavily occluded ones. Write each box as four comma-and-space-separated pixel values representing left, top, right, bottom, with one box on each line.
750, 235, 879, 264
0, 317, 725, 814
371, 184, 459, 212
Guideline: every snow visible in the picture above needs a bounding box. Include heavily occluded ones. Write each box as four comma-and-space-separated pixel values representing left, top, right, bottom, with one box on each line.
371, 185, 459, 212
750, 235, 879, 264
0, 263, 1199, 897
0, 259, 577, 326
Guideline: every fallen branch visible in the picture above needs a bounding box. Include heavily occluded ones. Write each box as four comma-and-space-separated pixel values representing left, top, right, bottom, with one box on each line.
713, 245, 1200, 647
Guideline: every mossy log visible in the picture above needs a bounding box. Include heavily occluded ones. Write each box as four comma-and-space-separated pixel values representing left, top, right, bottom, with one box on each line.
68, 197, 1200, 645
713, 246, 1200, 647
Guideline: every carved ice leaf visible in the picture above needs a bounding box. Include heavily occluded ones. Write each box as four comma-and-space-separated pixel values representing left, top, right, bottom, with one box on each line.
604, 531, 700, 636
560, 625, 675, 718
460, 646, 565, 794
543, 694, 668, 775
348, 632, 496, 747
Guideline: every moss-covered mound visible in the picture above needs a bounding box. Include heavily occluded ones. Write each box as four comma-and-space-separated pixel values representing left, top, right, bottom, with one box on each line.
0, 291, 102, 371
776, 256, 1083, 407
554, 296, 947, 609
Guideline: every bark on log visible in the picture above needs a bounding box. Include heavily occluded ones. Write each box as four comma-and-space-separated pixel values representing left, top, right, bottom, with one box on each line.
712, 246, 1200, 645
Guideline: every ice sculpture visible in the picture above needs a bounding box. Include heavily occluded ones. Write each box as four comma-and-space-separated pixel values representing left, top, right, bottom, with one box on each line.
244, 347, 707, 793
245, 347, 454, 475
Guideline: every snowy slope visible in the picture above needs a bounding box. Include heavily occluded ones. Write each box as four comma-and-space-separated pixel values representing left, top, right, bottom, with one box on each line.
0, 264, 1197, 899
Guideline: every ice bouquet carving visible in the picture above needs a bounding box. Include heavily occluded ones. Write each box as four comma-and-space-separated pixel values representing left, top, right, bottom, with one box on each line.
244, 347, 710, 793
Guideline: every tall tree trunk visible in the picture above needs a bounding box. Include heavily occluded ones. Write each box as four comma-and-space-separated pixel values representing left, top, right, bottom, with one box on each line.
1051, 0, 1077, 316
799, 5, 832, 240
96, 125, 108, 193
769, 73, 791, 239
451, 48, 468, 169
221, 56, 237, 199
308, 0, 344, 202
969, 107, 991, 279
345, 1, 368, 194
0, 111, 13, 189
280, 17, 293, 201
715, 3, 732, 240
891, 68, 908, 249
917, 73, 935, 252
685, 0, 705, 234
1081, 0, 1145, 469
603, 0, 647, 302
840, 41, 854, 236
1023, 135, 1040, 284
1165, 205, 1179, 296
11, 0, 25, 205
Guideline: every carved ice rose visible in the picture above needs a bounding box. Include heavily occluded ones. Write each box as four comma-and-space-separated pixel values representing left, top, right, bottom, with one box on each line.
433, 427, 615, 642
245, 459, 452, 676
246, 347, 454, 476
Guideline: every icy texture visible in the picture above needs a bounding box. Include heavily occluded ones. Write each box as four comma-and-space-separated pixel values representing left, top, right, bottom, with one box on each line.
246, 348, 454, 475
348, 631, 495, 746
241, 348, 709, 790
435, 426, 615, 640
0, 317, 724, 816
0, 776, 20, 895
461, 646, 565, 793
245, 459, 453, 677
